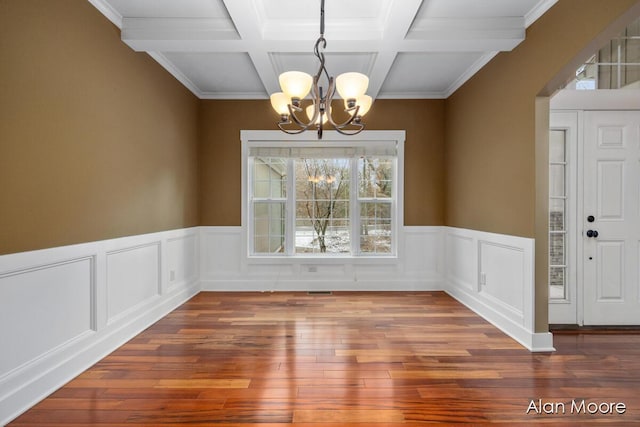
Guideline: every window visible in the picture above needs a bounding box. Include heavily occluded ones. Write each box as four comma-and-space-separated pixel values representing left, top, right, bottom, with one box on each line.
252, 157, 286, 253
549, 129, 567, 300
242, 131, 404, 258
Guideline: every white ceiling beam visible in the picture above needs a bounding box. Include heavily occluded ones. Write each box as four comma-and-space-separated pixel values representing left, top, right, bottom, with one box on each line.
122, 17, 240, 51
262, 21, 383, 42
221, 0, 279, 96
398, 38, 524, 53
407, 17, 525, 49
365, 0, 424, 99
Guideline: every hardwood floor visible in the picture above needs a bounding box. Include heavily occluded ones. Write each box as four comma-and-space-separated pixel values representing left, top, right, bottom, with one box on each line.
10, 291, 640, 425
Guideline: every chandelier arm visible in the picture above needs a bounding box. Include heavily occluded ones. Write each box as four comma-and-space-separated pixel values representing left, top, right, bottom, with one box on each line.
287, 103, 314, 130
328, 104, 362, 128
324, 74, 362, 129
333, 123, 365, 136
277, 122, 310, 135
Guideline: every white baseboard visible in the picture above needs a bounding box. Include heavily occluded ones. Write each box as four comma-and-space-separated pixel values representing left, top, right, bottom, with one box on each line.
446, 287, 554, 352
200, 278, 443, 292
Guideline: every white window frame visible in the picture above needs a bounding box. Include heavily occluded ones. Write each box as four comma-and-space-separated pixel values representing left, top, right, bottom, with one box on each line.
241, 130, 405, 261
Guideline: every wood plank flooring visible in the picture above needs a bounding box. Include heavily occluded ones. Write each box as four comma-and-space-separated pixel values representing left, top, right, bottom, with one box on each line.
10, 291, 640, 425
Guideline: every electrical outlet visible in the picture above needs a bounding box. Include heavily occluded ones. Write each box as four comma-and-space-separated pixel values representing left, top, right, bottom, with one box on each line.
480, 272, 486, 286
308, 266, 318, 273
170, 270, 176, 281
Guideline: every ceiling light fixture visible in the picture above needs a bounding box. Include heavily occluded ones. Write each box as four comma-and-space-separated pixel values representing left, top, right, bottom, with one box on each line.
269, 0, 372, 139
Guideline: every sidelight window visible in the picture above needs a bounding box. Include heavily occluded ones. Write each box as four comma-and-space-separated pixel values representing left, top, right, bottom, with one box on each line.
549, 130, 568, 299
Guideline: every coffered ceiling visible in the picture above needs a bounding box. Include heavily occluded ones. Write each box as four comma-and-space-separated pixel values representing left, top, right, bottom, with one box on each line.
88, 0, 557, 99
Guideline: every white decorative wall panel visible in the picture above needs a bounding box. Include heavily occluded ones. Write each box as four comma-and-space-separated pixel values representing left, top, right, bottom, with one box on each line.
199, 226, 444, 291
404, 228, 442, 276
446, 233, 475, 290
106, 243, 160, 323
201, 227, 241, 278
444, 227, 552, 352
2, 224, 550, 424
0, 258, 93, 378
478, 241, 525, 315
167, 234, 198, 287
0, 228, 199, 426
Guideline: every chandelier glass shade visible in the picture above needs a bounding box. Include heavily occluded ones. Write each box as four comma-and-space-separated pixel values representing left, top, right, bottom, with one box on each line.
269, 0, 372, 139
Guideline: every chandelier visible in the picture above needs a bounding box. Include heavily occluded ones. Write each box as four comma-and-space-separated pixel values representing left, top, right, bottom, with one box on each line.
269, 0, 372, 139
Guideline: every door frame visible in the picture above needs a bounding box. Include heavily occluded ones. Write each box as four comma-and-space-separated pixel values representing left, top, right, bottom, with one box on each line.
549, 89, 640, 325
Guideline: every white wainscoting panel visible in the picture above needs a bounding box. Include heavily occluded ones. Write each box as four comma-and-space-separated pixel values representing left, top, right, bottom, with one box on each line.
0, 228, 200, 426
403, 227, 443, 281
0, 257, 94, 379
479, 241, 525, 316
2, 224, 553, 424
446, 233, 475, 291
199, 226, 444, 291
444, 227, 554, 352
106, 243, 160, 324
201, 227, 242, 279
167, 234, 198, 291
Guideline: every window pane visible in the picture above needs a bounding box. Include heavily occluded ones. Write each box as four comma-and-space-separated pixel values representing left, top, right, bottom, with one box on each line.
549, 233, 565, 265
360, 202, 392, 254
295, 220, 314, 253
549, 267, 566, 299
254, 157, 286, 199
549, 199, 565, 231
358, 158, 393, 198
253, 202, 284, 254
549, 130, 566, 163
254, 181, 270, 198
549, 165, 565, 197
294, 220, 350, 254
294, 158, 350, 254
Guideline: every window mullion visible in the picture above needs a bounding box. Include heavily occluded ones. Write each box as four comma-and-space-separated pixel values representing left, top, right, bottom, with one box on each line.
286, 158, 295, 255
350, 157, 359, 256
391, 157, 400, 254
248, 156, 254, 255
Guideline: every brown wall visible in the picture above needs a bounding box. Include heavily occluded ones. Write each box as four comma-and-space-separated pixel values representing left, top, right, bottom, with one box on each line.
4, 0, 639, 335
445, 0, 640, 332
199, 99, 445, 227
445, 0, 640, 238
0, 0, 200, 255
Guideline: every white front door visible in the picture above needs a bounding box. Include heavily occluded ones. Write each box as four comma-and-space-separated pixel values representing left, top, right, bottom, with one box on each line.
583, 110, 640, 325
